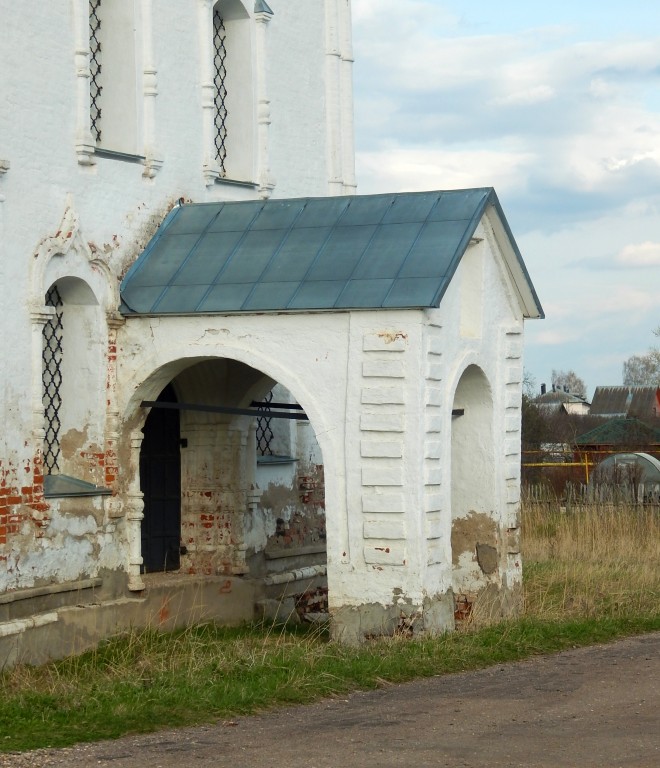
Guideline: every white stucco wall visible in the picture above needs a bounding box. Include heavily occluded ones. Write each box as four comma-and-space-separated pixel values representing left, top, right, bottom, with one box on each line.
0, 0, 354, 592
0, 2, 530, 644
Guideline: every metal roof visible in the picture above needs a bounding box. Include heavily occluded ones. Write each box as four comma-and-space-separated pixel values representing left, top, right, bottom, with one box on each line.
590, 386, 660, 418
120, 189, 543, 317
575, 418, 660, 446
43, 474, 112, 498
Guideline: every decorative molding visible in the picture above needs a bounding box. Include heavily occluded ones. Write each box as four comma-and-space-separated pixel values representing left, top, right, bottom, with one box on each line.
338, 0, 356, 193
325, 0, 343, 195
29, 304, 54, 440
33, 203, 91, 265
73, 0, 97, 165
106, 311, 126, 330
199, 0, 220, 186
140, 0, 163, 178
0, 158, 9, 176
31, 198, 119, 313
142, 152, 164, 179
126, 431, 145, 591
255, 9, 275, 198
105, 497, 124, 519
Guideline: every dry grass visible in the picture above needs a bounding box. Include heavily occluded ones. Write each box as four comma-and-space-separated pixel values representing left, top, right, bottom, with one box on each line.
521, 498, 660, 621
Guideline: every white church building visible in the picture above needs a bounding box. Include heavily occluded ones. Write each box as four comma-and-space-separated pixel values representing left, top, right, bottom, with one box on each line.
0, 0, 542, 663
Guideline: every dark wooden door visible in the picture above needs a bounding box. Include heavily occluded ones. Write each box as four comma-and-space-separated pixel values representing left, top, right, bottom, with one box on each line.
140, 384, 181, 572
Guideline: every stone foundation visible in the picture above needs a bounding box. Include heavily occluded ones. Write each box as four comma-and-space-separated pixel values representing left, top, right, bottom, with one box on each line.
329, 590, 455, 644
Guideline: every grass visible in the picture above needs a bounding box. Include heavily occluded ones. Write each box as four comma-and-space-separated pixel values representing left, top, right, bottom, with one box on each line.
521, 500, 659, 620
1, 501, 659, 753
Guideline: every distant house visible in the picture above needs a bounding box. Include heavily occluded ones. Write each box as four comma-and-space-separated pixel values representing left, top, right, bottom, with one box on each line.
574, 418, 660, 464
590, 386, 660, 419
534, 385, 590, 416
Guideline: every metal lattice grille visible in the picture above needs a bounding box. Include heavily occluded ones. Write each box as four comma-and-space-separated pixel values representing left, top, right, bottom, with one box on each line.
89, 0, 103, 144
213, 8, 228, 175
43, 286, 64, 474
256, 390, 274, 456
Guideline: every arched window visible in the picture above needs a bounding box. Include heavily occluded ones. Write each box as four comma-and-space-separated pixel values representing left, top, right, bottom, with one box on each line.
41, 277, 107, 485
42, 286, 65, 473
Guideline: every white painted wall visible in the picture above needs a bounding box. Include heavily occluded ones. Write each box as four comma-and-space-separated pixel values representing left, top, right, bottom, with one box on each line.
0, 0, 353, 593
0, 1, 528, 642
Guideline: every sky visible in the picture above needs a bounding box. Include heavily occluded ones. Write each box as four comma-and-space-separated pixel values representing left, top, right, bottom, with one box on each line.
350, 0, 660, 399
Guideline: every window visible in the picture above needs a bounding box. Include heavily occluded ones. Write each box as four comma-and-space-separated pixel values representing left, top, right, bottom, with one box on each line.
210, 0, 254, 181
213, 8, 229, 175
256, 390, 274, 456
42, 286, 65, 473
89, 0, 103, 145
40, 278, 107, 484
88, 0, 141, 155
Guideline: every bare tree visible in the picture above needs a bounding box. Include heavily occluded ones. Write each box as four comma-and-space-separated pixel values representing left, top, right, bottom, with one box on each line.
623, 328, 660, 386
551, 369, 587, 398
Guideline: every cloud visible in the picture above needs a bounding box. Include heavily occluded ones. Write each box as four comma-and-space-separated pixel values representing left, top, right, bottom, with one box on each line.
614, 241, 660, 267
352, 1, 660, 393
491, 84, 556, 106
356, 147, 535, 195
533, 330, 572, 346
352, 8, 660, 230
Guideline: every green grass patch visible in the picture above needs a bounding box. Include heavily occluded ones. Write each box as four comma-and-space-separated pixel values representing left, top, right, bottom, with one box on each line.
1, 614, 658, 753
1, 501, 659, 753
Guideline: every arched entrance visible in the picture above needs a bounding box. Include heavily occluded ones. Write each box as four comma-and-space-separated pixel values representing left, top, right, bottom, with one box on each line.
140, 383, 181, 572
450, 364, 497, 612
134, 357, 328, 619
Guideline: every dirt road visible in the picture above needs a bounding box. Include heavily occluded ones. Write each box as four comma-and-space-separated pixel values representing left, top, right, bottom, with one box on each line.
2, 632, 658, 767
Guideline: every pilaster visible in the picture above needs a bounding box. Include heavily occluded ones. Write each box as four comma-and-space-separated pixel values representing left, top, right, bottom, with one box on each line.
141, 0, 163, 178
338, 0, 356, 193
359, 331, 409, 567
254, 6, 275, 198
72, 0, 97, 165
199, 0, 222, 185
126, 430, 145, 591
324, 0, 343, 195
423, 322, 449, 570
501, 325, 524, 586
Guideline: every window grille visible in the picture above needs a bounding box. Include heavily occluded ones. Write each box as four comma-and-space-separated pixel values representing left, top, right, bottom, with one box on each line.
256, 390, 274, 456
42, 286, 64, 474
89, 0, 103, 144
213, 8, 228, 175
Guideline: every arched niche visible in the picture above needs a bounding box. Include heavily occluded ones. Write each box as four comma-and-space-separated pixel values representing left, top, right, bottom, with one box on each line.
450, 364, 498, 600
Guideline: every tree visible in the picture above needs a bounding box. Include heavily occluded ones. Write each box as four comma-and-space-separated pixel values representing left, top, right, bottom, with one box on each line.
521, 391, 550, 450
622, 327, 660, 386
551, 369, 587, 398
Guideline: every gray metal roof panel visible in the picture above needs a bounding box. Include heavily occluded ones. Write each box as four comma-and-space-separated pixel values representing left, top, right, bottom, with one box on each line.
120, 189, 542, 316
575, 418, 660, 446
44, 474, 112, 498
590, 386, 660, 417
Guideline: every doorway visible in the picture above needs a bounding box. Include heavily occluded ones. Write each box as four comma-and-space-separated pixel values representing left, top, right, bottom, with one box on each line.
140, 383, 181, 572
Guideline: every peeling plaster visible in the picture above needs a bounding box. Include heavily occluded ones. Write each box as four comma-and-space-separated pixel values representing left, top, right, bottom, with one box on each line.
451, 510, 498, 567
